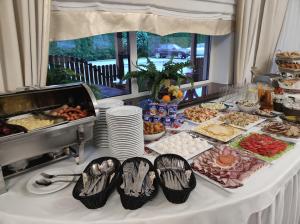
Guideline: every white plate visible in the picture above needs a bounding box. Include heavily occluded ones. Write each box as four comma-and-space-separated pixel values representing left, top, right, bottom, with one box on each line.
110, 143, 144, 147
107, 121, 141, 125
106, 106, 142, 117
26, 167, 74, 195
107, 122, 142, 126
106, 116, 142, 120
147, 132, 212, 160
96, 99, 124, 109
112, 151, 143, 155
106, 117, 142, 122
111, 143, 144, 148
108, 131, 143, 136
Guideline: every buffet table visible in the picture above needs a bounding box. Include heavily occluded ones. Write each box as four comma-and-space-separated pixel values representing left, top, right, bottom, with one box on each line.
1, 140, 300, 224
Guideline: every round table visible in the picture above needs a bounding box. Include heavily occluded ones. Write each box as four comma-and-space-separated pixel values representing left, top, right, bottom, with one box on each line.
0, 143, 300, 224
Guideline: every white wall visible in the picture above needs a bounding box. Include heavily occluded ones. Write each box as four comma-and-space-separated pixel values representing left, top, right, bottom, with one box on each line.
209, 33, 234, 85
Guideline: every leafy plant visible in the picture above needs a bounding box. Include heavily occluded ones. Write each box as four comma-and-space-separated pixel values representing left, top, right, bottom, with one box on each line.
123, 58, 193, 100
47, 66, 102, 99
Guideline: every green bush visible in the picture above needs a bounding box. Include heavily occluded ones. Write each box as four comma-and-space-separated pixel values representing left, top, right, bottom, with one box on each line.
47, 66, 102, 99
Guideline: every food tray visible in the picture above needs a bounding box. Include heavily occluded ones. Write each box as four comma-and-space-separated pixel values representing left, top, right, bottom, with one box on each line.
7, 113, 66, 132
154, 154, 196, 203
278, 80, 300, 91
183, 106, 220, 125
72, 157, 121, 209
276, 55, 300, 61
192, 120, 245, 143
200, 103, 229, 112
0, 119, 28, 138
146, 132, 213, 160
193, 164, 267, 193
117, 157, 159, 210
185, 115, 220, 126
218, 114, 266, 130
278, 67, 300, 74
230, 132, 295, 163
260, 123, 300, 143
191, 145, 268, 192
255, 110, 277, 118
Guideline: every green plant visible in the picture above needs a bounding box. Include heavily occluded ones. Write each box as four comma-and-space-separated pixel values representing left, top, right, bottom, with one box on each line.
47, 66, 102, 99
123, 58, 193, 100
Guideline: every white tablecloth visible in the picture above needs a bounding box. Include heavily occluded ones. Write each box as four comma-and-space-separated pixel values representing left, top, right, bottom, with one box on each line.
1, 142, 300, 224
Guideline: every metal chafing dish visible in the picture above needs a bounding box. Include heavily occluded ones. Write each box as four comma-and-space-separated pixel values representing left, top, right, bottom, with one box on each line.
0, 83, 99, 194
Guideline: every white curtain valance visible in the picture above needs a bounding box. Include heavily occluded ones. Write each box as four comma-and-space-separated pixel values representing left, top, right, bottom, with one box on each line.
50, 0, 236, 41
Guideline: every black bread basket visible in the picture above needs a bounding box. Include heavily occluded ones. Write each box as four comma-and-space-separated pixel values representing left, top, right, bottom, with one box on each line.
72, 156, 121, 209
154, 154, 196, 204
117, 157, 159, 210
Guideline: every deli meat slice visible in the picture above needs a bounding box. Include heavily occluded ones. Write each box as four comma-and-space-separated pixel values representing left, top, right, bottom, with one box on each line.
192, 145, 267, 189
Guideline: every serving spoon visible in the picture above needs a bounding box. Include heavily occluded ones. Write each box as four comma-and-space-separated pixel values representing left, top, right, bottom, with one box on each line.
35, 179, 77, 186
40, 172, 81, 179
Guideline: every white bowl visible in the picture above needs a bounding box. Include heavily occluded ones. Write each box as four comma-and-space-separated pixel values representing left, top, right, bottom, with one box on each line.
144, 131, 166, 142
237, 102, 260, 113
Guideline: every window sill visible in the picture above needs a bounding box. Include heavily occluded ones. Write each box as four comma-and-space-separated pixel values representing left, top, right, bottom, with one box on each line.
97, 82, 228, 109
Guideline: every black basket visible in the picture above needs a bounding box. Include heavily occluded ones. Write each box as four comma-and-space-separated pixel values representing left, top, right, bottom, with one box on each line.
117, 157, 159, 210
154, 154, 196, 204
72, 157, 121, 209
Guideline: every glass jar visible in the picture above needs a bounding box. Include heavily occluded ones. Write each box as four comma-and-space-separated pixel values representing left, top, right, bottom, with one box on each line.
260, 85, 273, 110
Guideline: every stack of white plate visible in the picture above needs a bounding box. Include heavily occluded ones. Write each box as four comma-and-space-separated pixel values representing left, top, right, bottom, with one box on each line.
93, 99, 124, 149
106, 106, 144, 161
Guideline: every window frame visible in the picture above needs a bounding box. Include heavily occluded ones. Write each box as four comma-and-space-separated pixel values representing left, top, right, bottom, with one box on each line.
102, 32, 214, 101
47, 31, 233, 102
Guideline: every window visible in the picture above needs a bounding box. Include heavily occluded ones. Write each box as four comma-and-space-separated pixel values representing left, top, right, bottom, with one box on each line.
47, 32, 210, 99
47, 32, 130, 99
135, 32, 210, 92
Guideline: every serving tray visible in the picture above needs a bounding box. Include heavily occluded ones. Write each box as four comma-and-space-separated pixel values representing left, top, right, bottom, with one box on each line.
192, 120, 245, 143
230, 132, 295, 163
146, 132, 212, 160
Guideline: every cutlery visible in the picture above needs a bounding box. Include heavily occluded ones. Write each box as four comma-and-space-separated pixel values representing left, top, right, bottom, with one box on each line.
35, 179, 77, 186
40, 172, 81, 179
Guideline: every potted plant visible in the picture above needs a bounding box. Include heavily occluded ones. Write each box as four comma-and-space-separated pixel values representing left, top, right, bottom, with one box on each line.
123, 58, 194, 103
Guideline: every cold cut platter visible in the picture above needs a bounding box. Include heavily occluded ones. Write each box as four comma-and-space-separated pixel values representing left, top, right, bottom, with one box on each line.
261, 121, 300, 143
230, 133, 295, 162
191, 145, 268, 190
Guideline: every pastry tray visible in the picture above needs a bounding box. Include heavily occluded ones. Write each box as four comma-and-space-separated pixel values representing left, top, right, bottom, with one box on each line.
192, 120, 245, 143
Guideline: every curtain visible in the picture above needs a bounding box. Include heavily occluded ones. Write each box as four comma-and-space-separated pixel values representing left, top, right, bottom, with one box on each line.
0, 0, 51, 92
234, 0, 288, 86
50, 0, 236, 41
